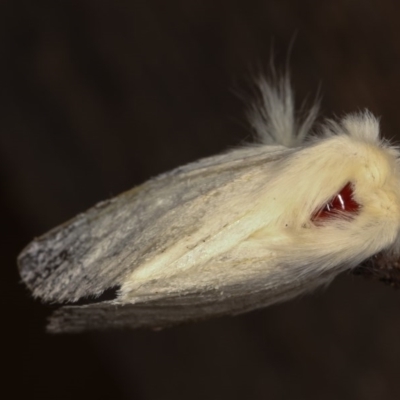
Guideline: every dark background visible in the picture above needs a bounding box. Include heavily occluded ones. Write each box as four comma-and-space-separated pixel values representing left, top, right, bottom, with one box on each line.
4, 1, 400, 399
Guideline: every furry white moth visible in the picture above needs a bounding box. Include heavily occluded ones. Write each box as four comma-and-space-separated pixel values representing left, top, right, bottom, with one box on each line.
18, 77, 400, 333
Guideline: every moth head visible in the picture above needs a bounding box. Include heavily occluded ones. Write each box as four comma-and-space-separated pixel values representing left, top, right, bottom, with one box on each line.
259, 111, 400, 270
312, 112, 400, 232
311, 182, 360, 223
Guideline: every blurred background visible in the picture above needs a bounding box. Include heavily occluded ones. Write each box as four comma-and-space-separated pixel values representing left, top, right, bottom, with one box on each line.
4, 1, 400, 399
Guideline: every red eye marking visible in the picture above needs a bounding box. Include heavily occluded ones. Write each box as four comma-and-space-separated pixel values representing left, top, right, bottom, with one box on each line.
312, 182, 360, 222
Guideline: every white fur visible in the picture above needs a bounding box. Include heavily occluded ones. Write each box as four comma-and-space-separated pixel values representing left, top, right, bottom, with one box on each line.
122, 90, 400, 302
18, 77, 400, 331
249, 76, 318, 147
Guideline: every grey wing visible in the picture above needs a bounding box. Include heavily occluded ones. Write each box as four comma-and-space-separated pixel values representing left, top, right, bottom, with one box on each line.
18, 145, 289, 304
47, 261, 333, 333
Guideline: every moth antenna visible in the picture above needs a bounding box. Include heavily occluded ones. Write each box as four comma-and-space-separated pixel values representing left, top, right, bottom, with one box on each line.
249, 75, 319, 147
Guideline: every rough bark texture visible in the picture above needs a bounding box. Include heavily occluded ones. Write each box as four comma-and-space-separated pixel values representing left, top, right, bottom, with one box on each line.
354, 253, 400, 289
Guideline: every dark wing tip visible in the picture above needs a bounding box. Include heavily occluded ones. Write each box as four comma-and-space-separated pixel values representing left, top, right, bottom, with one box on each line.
17, 215, 90, 302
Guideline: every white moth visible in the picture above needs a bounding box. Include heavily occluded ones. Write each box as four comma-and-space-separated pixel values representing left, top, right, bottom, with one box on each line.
18, 77, 400, 333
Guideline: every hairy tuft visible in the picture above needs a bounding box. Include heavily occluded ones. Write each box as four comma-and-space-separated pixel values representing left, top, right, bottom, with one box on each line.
249, 76, 319, 147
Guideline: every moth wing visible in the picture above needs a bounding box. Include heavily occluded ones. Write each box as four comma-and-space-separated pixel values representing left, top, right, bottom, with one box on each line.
47, 255, 333, 333
18, 145, 289, 303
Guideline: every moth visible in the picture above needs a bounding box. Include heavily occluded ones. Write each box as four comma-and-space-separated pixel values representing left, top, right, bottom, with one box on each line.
18, 77, 400, 333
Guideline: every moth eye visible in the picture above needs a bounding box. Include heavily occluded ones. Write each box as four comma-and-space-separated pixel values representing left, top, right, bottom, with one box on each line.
312, 182, 360, 222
